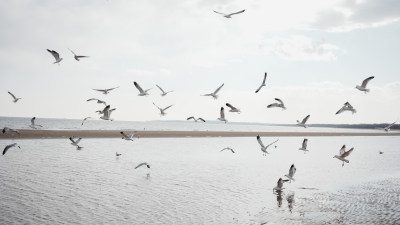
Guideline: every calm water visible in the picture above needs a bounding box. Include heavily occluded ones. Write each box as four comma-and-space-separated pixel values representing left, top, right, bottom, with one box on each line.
0, 135, 399, 224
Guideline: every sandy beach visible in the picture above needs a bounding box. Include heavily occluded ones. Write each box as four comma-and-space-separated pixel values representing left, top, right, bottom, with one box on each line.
1, 129, 399, 139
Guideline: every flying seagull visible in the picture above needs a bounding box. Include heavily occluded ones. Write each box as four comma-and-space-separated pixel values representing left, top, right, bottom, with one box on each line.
92, 86, 119, 95
220, 147, 235, 153
356, 76, 374, 93
217, 107, 227, 123
3, 143, 21, 155
187, 117, 206, 122
86, 98, 107, 106
213, 9, 245, 18
267, 98, 287, 110
296, 115, 310, 128
202, 83, 224, 99
255, 72, 267, 93
273, 178, 289, 193
68, 48, 89, 61
120, 131, 138, 141
134, 81, 151, 96
29, 117, 43, 129
8, 91, 21, 103
99, 105, 116, 121
69, 136, 83, 150
256, 135, 279, 156
153, 102, 173, 116
284, 164, 296, 182
81, 117, 92, 126
333, 145, 354, 166
135, 162, 150, 169
383, 121, 396, 132
225, 103, 241, 113
298, 138, 309, 153
2, 127, 20, 135
46, 49, 63, 65
156, 84, 173, 96
336, 102, 356, 115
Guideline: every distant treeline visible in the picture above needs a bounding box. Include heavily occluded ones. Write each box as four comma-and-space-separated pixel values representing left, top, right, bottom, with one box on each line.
309, 123, 399, 130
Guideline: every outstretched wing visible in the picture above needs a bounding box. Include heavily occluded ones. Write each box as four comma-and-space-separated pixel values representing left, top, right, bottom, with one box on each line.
187, 117, 195, 121
120, 131, 129, 139
156, 84, 165, 93
339, 145, 346, 156
256, 135, 265, 148
8, 91, 16, 100
267, 103, 279, 108
361, 76, 374, 88
163, 105, 173, 111
226, 9, 245, 17
265, 139, 279, 148
301, 115, 310, 124
106, 86, 119, 91
255, 73, 267, 93
289, 164, 296, 177
47, 49, 60, 60
134, 82, 145, 93
274, 98, 284, 104
341, 147, 354, 158
335, 106, 345, 115
31, 117, 35, 126
220, 107, 225, 118
302, 139, 308, 149
135, 162, 148, 169
225, 103, 236, 110
198, 118, 206, 122
213, 83, 224, 94
213, 10, 226, 16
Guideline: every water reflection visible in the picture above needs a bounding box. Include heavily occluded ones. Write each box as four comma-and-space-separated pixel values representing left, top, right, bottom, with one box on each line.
286, 191, 295, 213
276, 192, 283, 207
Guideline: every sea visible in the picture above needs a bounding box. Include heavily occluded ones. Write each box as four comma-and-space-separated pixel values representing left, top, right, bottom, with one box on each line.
0, 117, 399, 224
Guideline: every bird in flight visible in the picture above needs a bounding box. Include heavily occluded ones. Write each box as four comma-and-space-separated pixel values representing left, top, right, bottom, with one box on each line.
69, 136, 83, 150
217, 107, 227, 123
256, 135, 279, 156
8, 91, 21, 103
2, 127, 20, 135
120, 131, 138, 141
267, 98, 287, 110
336, 102, 356, 115
296, 115, 310, 128
29, 117, 43, 129
81, 117, 92, 126
255, 72, 267, 93
383, 121, 396, 132
135, 162, 150, 169
92, 86, 119, 95
220, 147, 235, 153
134, 81, 152, 96
333, 145, 354, 166
298, 138, 309, 153
355, 76, 374, 93
202, 83, 224, 100
156, 84, 173, 96
213, 9, 245, 18
284, 164, 296, 182
99, 105, 116, 121
273, 178, 289, 193
187, 117, 206, 122
87, 98, 107, 106
225, 103, 241, 113
3, 143, 21, 155
46, 49, 63, 65
68, 48, 89, 61
153, 102, 173, 116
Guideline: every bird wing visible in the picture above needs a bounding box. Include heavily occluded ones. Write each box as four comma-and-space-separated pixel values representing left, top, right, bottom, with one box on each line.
302, 139, 308, 149
213, 83, 224, 94
75, 138, 82, 144
152, 102, 161, 110
135, 162, 148, 169
120, 132, 129, 138
361, 76, 374, 88
341, 147, 354, 158
335, 106, 345, 115
198, 118, 206, 122
220, 107, 225, 119
225, 103, 237, 110
106, 86, 119, 91
385, 121, 397, 129
213, 10, 226, 16
128, 132, 137, 138
93, 89, 105, 92
265, 139, 279, 148
69, 137, 77, 144
301, 115, 310, 124
187, 117, 195, 120
163, 105, 173, 111
47, 49, 60, 60
255, 85, 263, 93
87, 98, 99, 102
274, 98, 284, 104
339, 145, 346, 156
255, 73, 267, 93
256, 135, 265, 148
8, 91, 17, 100
3, 143, 17, 155
134, 82, 145, 93
267, 103, 279, 108
68, 48, 76, 56
277, 178, 283, 188
156, 84, 165, 93
289, 164, 296, 177
31, 117, 35, 126
76, 55, 89, 58
226, 9, 245, 17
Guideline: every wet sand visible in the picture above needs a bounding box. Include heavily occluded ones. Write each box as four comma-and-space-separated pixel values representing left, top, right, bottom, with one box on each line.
1, 129, 399, 139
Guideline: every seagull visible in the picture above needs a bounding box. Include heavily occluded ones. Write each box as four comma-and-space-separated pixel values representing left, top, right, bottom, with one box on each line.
336, 102, 357, 115
284, 164, 296, 182
29, 117, 43, 129
153, 102, 173, 116
213, 9, 245, 18
296, 115, 310, 128
298, 138, 309, 153
156, 84, 173, 96
273, 178, 289, 193
2, 127, 20, 135
217, 107, 227, 123
384, 121, 396, 132
356, 76, 374, 93
202, 83, 224, 99
68, 48, 89, 61
81, 117, 92, 126
47, 49, 63, 65
99, 105, 116, 121
226, 103, 241, 113
135, 162, 150, 169
120, 131, 138, 141
8, 91, 21, 103
116, 152, 122, 157
187, 117, 206, 122
3, 143, 21, 155
220, 147, 235, 153
92, 86, 119, 95
267, 98, 287, 110
69, 136, 83, 150
134, 81, 151, 96
86, 98, 107, 106
333, 145, 354, 166
255, 72, 267, 93
256, 135, 279, 156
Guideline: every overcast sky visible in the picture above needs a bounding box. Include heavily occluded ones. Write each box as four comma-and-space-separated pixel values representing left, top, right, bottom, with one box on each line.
1, 0, 399, 124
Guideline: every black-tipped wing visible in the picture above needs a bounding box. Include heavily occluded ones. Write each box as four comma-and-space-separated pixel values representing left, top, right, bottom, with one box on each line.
255, 73, 267, 93
339, 145, 346, 156
361, 76, 374, 88
274, 98, 284, 104
187, 117, 195, 121
156, 84, 165, 93
256, 135, 265, 148
134, 82, 145, 93
289, 164, 296, 177
225, 103, 237, 110
8, 91, 16, 100
341, 147, 354, 158
198, 118, 206, 122
220, 107, 225, 118
226, 9, 245, 17
47, 49, 60, 60
302, 139, 308, 149
301, 115, 310, 124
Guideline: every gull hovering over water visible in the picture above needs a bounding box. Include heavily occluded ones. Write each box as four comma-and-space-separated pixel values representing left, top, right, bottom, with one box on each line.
99, 105, 116, 121
383, 121, 396, 132
267, 98, 286, 110
46, 49, 63, 65
298, 138, 309, 153
87, 98, 107, 106
187, 117, 206, 122
217, 107, 227, 123
2, 127, 20, 135
8, 91, 21, 103
135, 162, 150, 169
296, 115, 310, 128
92, 86, 119, 95
273, 178, 289, 193
134, 82, 151, 96
256, 135, 279, 156
156, 84, 173, 96
220, 147, 235, 153
336, 102, 356, 115
202, 83, 224, 99
68, 48, 89, 61
356, 76, 374, 93
333, 145, 354, 166
120, 131, 138, 141
255, 72, 267, 93
225, 103, 241, 113
213, 9, 245, 18
284, 164, 296, 182
3, 143, 21, 155
29, 117, 43, 129
153, 102, 173, 116
69, 137, 83, 150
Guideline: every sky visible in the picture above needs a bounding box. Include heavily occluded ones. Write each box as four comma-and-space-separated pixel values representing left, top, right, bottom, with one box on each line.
0, 0, 400, 124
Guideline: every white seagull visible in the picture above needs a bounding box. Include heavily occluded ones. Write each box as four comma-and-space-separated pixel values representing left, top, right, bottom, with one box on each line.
87, 98, 107, 106
220, 147, 235, 153
153, 102, 173, 116
81, 117, 92, 126
356, 76, 374, 93
256, 135, 279, 156
217, 107, 227, 123
225, 103, 241, 113
47, 49, 63, 65
187, 117, 206, 122
333, 145, 354, 166
273, 178, 289, 193
99, 105, 116, 121
213, 9, 245, 18
202, 83, 224, 99
29, 117, 43, 129
298, 138, 309, 153
255, 72, 267, 93
336, 102, 357, 115
120, 131, 138, 141
8, 91, 21, 103
267, 98, 287, 110
384, 121, 396, 132
3, 143, 21, 155
134, 81, 151, 96
297, 115, 310, 128
2, 127, 20, 135
69, 137, 83, 150
284, 164, 296, 182
156, 84, 173, 96
68, 48, 89, 61
92, 86, 119, 95
135, 162, 150, 169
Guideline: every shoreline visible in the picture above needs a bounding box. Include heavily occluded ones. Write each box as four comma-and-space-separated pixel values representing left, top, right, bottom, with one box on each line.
1, 129, 399, 139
